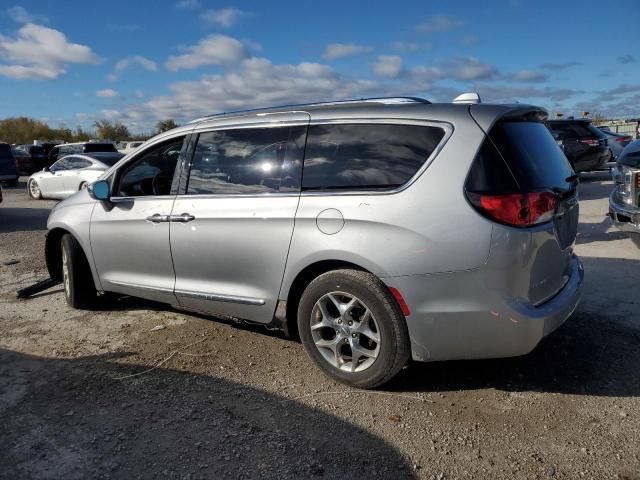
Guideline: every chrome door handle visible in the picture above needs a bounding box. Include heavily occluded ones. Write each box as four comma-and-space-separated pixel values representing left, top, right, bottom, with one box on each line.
145, 213, 170, 223
169, 213, 196, 223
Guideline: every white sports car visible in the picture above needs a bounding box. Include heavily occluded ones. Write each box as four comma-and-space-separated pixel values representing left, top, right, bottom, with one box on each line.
28, 152, 124, 200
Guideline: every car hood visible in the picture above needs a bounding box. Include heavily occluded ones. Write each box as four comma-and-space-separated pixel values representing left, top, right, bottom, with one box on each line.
618, 140, 640, 168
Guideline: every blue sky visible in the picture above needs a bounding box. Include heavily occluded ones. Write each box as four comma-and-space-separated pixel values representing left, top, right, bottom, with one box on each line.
0, 0, 638, 132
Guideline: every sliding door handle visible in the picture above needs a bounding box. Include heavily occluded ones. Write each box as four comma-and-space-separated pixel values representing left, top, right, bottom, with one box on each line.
145, 213, 170, 223
170, 213, 196, 223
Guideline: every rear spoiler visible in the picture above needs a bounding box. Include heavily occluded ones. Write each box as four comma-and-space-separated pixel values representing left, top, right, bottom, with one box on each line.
469, 104, 549, 133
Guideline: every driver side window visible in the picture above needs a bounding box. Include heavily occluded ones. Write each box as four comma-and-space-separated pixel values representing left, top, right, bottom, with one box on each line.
115, 136, 185, 197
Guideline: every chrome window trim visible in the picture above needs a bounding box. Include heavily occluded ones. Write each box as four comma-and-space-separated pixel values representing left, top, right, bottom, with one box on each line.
179, 118, 452, 199
300, 118, 453, 197
174, 289, 266, 306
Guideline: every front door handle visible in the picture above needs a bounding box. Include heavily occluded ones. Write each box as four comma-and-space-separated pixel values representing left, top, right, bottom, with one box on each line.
169, 213, 196, 223
146, 213, 170, 223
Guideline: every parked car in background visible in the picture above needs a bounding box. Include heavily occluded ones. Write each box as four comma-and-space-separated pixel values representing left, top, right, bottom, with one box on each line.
12, 147, 33, 175
47, 142, 118, 165
117, 141, 144, 154
597, 127, 633, 160
547, 119, 611, 172
43, 95, 583, 388
17, 144, 48, 174
610, 140, 640, 245
0, 142, 19, 187
28, 152, 123, 200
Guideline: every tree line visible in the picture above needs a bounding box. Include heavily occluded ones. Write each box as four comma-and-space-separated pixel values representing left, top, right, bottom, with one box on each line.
0, 117, 179, 145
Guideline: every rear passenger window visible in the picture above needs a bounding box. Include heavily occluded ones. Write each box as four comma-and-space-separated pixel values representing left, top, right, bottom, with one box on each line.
187, 126, 306, 195
301, 124, 445, 191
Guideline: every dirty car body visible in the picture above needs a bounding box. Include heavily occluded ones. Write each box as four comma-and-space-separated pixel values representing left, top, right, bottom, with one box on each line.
44, 97, 584, 386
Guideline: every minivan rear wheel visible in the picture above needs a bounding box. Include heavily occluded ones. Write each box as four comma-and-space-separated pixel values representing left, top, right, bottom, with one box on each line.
297, 269, 411, 389
61, 234, 96, 309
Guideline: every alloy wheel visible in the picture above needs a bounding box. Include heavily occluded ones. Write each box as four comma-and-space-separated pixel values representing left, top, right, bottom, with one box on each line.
310, 291, 381, 373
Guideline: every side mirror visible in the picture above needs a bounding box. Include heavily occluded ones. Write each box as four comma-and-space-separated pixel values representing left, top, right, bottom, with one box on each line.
88, 180, 110, 201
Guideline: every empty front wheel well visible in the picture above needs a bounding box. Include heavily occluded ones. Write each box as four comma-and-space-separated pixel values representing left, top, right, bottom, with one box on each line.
284, 260, 370, 338
45, 228, 71, 281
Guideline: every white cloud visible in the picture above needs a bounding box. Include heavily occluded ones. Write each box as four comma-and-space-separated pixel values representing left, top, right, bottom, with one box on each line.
440, 57, 498, 81
120, 57, 385, 125
175, 0, 199, 8
323, 43, 372, 60
201, 8, 247, 28
539, 62, 581, 71
109, 55, 157, 81
391, 41, 422, 53
0, 23, 99, 80
473, 84, 578, 102
115, 56, 156, 72
7, 6, 48, 24
416, 15, 464, 33
165, 34, 249, 71
96, 89, 120, 99
617, 54, 636, 65
507, 69, 548, 83
372, 55, 404, 78
135, 89, 145, 99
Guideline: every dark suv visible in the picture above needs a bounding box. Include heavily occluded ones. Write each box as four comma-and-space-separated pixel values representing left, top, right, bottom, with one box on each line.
48, 142, 118, 165
546, 119, 611, 172
0, 142, 19, 187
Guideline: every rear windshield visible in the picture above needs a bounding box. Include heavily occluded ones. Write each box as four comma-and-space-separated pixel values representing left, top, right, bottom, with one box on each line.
467, 121, 574, 193
85, 143, 117, 153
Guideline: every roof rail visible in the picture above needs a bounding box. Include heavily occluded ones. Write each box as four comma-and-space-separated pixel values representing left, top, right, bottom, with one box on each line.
452, 92, 481, 104
188, 96, 431, 124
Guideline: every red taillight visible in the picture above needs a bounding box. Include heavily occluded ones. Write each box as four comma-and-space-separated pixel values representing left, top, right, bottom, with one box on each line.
580, 138, 599, 146
475, 191, 557, 227
616, 137, 629, 142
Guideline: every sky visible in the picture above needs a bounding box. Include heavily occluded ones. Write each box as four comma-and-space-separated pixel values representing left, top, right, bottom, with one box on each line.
0, 0, 639, 133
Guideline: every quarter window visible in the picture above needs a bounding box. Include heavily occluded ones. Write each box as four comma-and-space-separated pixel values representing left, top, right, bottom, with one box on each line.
301, 124, 445, 191
186, 126, 306, 195
66, 157, 92, 169
116, 137, 184, 197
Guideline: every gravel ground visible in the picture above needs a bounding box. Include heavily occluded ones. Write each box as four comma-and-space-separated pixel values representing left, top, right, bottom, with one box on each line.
1, 173, 639, 479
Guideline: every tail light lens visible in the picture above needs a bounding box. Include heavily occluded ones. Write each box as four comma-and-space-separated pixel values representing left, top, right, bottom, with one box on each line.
580, 138, 599, 146
616, 137, 630, 143
468, 191, 558, 227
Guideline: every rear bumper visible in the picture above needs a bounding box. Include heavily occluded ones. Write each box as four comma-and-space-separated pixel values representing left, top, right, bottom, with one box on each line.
0, 173, 19, 181
609, 192, 640, 236
384, 255, 584, 362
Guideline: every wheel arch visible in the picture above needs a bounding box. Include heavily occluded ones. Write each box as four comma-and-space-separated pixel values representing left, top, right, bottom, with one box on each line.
280, 259, 376, 338
45, 228, 97, 286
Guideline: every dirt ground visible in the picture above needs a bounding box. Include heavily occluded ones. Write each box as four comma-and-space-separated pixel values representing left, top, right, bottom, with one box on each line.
1, 173, 639, 480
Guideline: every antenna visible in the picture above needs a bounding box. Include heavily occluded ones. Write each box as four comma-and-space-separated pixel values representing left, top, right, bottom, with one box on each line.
452, 92, 481, 104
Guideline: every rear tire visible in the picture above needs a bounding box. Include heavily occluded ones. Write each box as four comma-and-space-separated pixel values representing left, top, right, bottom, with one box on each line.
61, 234, 96, 309
28, 179, 41, 199
297, 269, 411, 389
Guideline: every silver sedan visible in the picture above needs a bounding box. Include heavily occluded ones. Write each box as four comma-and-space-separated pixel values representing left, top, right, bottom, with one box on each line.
27, 152, 123, 200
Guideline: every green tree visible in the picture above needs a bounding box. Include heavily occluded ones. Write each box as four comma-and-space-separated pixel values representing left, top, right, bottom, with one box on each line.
93, 120, 131, 141
155, 119, 179, 134
73, 127, 93, 142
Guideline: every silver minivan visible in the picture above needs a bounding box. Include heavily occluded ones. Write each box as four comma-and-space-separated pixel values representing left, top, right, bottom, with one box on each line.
44, 96, 583, 388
